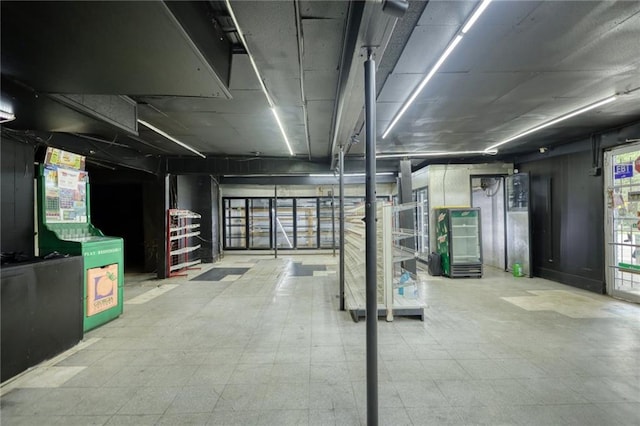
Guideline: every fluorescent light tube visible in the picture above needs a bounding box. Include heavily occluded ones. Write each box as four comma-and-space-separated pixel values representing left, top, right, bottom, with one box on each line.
485, 95, 617, 152
137, 119, 206, 158
376, 150, 494, 159
382, 0, 493, 140
309, 172, 395, 177
462, 0, 493, 34
0, 109, 16, 123
271, 108, 294, 156
382, 34, 463, 140
225, 0, 295, 156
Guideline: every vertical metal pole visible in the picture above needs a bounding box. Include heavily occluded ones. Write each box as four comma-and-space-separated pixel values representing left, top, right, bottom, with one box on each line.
364, 48, 378, 426
274, 185, 278, 259
339, 147, 345, 311
332, 186, 336, 256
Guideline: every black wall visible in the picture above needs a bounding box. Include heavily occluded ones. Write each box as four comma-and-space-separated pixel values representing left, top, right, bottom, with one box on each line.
519, 150, 605, 293
89, 168, 163, 273
1, 137, 34, 257
90, 181, 145, 270
1, 256, 83, 382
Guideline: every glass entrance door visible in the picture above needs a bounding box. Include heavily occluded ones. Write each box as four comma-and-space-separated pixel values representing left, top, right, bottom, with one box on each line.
248, 199, 271, 249
224, 199, 247, 249
605, 143, 640, 302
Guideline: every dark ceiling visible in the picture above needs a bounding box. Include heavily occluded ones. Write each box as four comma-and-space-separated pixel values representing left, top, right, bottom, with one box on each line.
1, 0, 639, 175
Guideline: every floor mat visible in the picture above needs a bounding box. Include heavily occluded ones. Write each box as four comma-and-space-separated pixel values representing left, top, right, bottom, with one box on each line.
191, 267, 249, 281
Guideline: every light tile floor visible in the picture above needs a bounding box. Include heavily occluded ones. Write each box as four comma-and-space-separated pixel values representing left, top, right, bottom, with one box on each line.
1, 254, 639, 425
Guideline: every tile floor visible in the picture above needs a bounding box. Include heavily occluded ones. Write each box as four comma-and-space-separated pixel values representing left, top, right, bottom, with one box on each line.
1, 254, 639, 425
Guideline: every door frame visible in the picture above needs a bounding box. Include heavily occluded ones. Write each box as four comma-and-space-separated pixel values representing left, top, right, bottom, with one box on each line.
604, 142, 640, 303
469, 174, 508, 271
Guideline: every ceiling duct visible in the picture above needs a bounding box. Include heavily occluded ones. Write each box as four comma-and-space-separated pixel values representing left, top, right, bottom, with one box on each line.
49, 94, 138, 135
382, 0, 409, 18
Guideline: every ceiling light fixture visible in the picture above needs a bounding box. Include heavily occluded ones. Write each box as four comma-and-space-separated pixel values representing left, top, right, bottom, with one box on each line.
0, 109, 16, 123
309, 172, 396, 177
461, 0, 493, 34
484, 95, 617, 152
225, 0, 295, 156
137, 119, 206, 158
376, 150, 495, 159
382, 0, 492, 139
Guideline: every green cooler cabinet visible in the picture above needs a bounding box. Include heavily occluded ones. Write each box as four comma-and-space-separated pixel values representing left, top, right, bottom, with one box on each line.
435, 208, 483, 278
37, 164, 124, 332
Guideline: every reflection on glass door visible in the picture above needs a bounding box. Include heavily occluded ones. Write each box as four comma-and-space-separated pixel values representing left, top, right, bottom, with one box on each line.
224, 199, 246, 248
605, 143, 640, 302
296, 198, 318, 248
275, 198, 294, 248
415, 188, 429, 262
248, 199, 271, 248
319, 197, 335, 248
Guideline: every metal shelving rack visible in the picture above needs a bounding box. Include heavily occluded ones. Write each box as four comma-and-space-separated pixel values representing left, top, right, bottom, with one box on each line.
167, 209, 201, 277
344, 202, 426, 322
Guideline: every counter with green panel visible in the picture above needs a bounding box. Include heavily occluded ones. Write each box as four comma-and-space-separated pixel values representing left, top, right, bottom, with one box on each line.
37, 164, 124, 332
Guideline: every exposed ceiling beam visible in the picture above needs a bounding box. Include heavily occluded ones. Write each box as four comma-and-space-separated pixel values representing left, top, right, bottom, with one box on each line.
167, 155, 400, 175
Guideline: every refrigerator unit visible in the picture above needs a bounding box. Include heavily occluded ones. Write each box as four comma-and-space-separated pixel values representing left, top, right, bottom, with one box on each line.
435, 208, 483, 278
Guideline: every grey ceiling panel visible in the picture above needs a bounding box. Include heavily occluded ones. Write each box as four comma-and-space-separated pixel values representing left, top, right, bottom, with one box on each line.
263, 72, 303, 106
232, 1, 299, 76
138, 91, 269, 115
376, 0, 640, 159
421, 72, 536, 103
377, 73, 423, 103
494, 72, 607, 105
417, 0, 478, 27
377, 102, 403, 122
277, 106, 305, 126
302, 19, 345, 71
392, 25, 461, 74
307, 100, 334, 157
299, 1, 348, 19
161, 112, 231, 131
230, 54, 263, 91
558, 14, 640, 72
1, 1, 231, 98
304, 70, 339, 101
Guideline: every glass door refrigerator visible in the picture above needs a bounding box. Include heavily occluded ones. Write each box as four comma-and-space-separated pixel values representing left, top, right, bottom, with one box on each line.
435, 208, 483, 278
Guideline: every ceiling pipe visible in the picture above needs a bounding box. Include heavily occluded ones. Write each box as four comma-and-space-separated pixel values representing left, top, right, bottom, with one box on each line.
328, 1, 366, 164
293, 0, 312, 160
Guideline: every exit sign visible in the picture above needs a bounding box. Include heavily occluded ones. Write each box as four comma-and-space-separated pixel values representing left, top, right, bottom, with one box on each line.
614, 164, 633, 179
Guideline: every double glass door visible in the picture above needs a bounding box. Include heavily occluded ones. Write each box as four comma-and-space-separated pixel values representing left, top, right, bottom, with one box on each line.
224, 196, 345, 250
605, 143, 640, 302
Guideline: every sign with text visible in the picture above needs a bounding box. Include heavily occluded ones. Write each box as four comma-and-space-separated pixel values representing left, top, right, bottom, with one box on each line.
614, 164, 633, 179
45, 147, 86, 170
86, 264, 118, 317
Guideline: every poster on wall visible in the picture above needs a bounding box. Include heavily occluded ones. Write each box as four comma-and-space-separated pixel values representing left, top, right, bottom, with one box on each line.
86, 264, 118, 317
45, 147, 86, 170
43, 166, 88, 224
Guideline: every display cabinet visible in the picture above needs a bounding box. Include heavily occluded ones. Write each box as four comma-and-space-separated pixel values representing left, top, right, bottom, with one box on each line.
167, 209, 201, 277
344, 202, 425, 322
296, 198, 318, 248
435, 208, 483, 278
248, 199, 271, 249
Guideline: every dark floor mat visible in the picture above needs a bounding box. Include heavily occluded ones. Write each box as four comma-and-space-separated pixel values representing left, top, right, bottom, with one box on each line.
288, 262, 327, 277
191, 267, 249, 281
